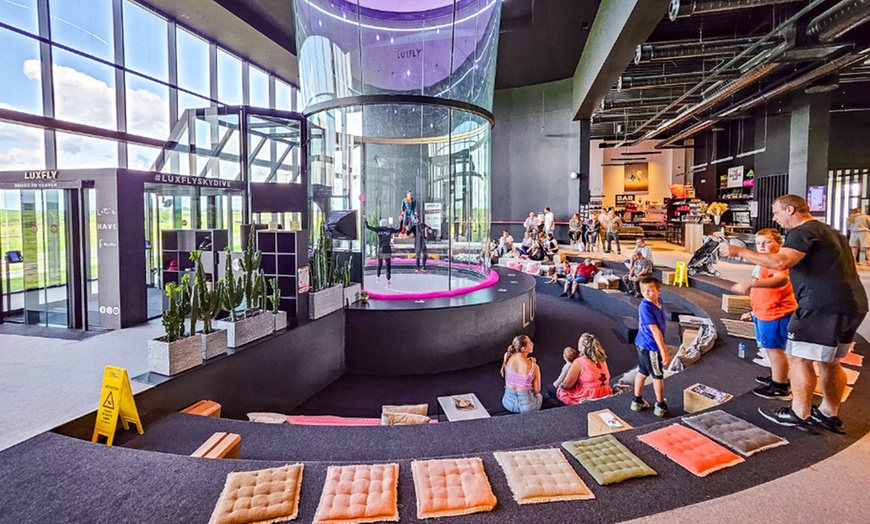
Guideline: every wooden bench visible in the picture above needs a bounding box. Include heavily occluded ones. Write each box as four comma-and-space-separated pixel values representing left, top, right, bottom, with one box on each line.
191, 432, 241, 459
181, 400, 221, 418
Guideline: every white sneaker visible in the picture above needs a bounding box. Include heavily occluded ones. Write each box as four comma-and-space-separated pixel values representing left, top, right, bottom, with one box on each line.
376, 277, 381, 284
753, 356, 771, 368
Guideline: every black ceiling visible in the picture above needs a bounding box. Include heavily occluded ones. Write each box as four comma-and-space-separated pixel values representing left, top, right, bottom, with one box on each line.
214, 0, 601, 90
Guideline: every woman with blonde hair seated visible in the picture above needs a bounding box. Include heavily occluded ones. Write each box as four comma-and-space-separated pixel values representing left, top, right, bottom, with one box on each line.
500, 335, 542, 413
556, 333, 612, 405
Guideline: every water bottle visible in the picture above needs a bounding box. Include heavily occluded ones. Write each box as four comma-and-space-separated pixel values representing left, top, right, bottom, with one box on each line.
738, 342, 745, 359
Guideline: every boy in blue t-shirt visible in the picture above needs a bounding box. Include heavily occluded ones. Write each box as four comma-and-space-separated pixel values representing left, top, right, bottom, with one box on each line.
631, 276, 671, 417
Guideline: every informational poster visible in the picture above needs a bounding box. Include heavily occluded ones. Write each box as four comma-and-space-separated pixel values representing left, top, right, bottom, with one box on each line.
297, 266, 310, 294
727, 166, 744, 188
623, 163, 649, 192
424, 202, 442, 237
807, 185, 826, 213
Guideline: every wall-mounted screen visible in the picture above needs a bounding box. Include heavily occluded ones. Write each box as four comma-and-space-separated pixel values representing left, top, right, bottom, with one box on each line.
807, 185, 826, 213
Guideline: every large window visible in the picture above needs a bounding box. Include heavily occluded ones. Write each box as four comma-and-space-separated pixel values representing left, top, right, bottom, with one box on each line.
0, 121, 46, 169
123, 0, 168, 81
0, 27, 42, 116
56, 131, 118, 168
50, 0, 115, 62
217, 49, 242, 105
52, 48, 117, 130
249, 66, 270, 108
0, 0, 39, 35
276, 79, 293, 111
176, 28, 209, 97
126, 73, 169, 139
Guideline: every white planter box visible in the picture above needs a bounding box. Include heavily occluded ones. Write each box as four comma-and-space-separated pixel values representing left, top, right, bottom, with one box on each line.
148, 335, 203, 376
272, 310, 288, 331
309, 284, 344, 320
344, 283, 362, 306
201, 329, 228, 360
214, 311, 274, 348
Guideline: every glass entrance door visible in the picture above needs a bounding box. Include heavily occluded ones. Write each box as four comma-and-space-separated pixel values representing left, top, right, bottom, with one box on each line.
0, 188, 84, 328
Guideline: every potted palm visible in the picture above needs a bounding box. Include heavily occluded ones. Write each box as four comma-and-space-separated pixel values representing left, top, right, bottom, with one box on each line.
309, 231, 344, 319
190, 250, 227, 359
268, 278, 288, 331
148, 274, 203, 375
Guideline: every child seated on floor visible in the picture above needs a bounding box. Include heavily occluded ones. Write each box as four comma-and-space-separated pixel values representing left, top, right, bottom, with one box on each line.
546, 260, 572, 284
553, 347, 578, 389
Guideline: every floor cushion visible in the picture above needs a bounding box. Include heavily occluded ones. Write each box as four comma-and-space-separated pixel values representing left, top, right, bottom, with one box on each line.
313, 463, 399, 524
209, 464, 304, 524
381, 412, 431, 426
381, 404, 429, 416
285, 415, 381, 426
493, 448, 595, 504
411, 457, 497, 519
246, 412, 287, 424
638, 424, 745, 477
683, 410, 788, 457
562, 435, 657, 485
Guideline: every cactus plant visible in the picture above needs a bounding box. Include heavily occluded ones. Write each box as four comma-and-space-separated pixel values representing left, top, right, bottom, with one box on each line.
240, 227, 262, 310
310, 230, 337, 292
221, 246, 244, 321
268, 278, 281, 314
253, 270, 268, 312
190, 250, 224, 334
162, 274, 191, 342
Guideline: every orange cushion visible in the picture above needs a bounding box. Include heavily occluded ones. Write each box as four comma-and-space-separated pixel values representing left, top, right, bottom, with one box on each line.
638, 424, 745, 477
411, 458, 497, 519
313, 464, 399, 524
208, 464, 304, 524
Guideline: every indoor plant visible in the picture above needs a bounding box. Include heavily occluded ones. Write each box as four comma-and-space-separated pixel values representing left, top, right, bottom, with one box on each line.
308, 231, 344, 319
214, 241, 273, 348
707, 202, 729, 224
268, 277, 288, 331
148, 274, 202, 375
190, 250, 227, 359
341, 259, 361, 306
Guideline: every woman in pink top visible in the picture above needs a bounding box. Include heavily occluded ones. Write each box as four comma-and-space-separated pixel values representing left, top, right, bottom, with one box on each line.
500, 335, 542, 413
557, 333, 612, 405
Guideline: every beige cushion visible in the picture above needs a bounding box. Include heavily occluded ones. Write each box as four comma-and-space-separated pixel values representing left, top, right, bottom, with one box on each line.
411, 457, 497, 519
209, 464, 304, 524
246, 412, 288, 424
493, 448, 595, 504
381, 412, 431, 426
381, 404, 428, 416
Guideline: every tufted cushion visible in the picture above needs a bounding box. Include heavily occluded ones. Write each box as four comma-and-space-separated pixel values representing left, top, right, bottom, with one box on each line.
493, 448, 595, 504
381, 412, 431, 426
411, 457, 497, 519
208, 464, 304, 524
313, 464, 399, 524
638, 424, 744, 477
683, 410, 788, 456
561, 435, 657, 485
381, 404, 429, 416
841, 350, 863, 367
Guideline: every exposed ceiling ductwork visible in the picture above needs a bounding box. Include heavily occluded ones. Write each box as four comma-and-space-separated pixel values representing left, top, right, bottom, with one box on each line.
634, 36, 775, 64
806, 0, 870, 43
618, 70, 740, 90
668, 0, 803, 21
601, 96, 697, 111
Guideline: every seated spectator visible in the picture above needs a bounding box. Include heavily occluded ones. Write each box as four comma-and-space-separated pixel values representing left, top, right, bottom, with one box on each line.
500, 335, 542, 413
544, 233, 560, 261
569, 213, 583, 250
527, 238, 545, 261
561, 258, 599, 298
523, 212, 538, 234
516, 231, 533, 257
556, 333, 612, 405
498, 230, 515, 257
622, 251, 653, 297
548, 260, 572, 284
553, 347, 578, 390
624, 237, 654, 268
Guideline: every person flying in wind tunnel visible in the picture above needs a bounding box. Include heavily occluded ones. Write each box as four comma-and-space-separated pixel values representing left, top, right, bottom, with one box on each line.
406, 213, 433, 272
364, 217, 401, 286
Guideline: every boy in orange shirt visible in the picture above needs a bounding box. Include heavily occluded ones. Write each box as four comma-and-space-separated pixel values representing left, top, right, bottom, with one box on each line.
730, 229, 798, 399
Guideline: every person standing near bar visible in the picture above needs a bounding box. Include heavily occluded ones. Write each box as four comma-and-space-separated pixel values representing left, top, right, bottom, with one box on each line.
720, 195, 868, 433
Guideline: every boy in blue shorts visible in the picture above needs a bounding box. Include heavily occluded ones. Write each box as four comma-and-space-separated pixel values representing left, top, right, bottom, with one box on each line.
631, 276, 671, 417
730, 228, 797, 399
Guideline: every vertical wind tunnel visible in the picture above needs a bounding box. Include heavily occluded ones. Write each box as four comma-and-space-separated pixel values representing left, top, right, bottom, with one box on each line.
294, 0, 501, 297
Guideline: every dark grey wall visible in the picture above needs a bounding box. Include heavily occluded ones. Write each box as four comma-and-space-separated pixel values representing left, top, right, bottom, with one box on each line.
829, 112, 870, 169
492, 79, 581, 232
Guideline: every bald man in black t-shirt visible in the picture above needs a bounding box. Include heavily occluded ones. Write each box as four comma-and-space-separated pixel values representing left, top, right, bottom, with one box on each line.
721, 195, 868, 434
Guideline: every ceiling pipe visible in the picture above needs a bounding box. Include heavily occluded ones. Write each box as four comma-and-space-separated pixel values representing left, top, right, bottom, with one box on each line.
806, 0, 870, 43
601, 96, 696, 110
656, 120, 717, 148
621, 0, 828, 146
668, 0, 803, 21
636, 61, 780, 143
618, 70, 740, 90
634, 37, 775, 64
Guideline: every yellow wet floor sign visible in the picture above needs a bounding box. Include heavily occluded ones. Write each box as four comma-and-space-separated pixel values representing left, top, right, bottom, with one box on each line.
92, 366, 143, 445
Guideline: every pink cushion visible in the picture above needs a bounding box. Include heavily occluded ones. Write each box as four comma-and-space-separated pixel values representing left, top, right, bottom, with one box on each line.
286, 415, 438, 426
